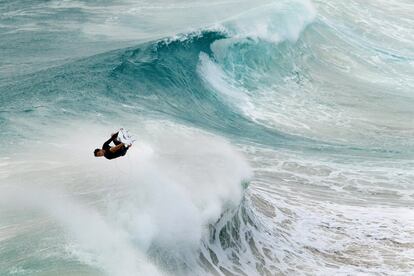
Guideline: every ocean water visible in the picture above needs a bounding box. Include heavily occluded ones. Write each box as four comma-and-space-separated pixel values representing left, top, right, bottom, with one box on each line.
1, 0, 414, 275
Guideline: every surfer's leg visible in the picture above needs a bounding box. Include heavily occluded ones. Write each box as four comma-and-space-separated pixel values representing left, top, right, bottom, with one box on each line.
111, 131, 121, 145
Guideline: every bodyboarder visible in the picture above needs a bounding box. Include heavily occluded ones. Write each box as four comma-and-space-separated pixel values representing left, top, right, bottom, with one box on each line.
94, 132, 131, 160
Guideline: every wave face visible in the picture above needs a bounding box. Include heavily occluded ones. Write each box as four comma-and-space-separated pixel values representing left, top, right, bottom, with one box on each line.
1, 0, 414, 275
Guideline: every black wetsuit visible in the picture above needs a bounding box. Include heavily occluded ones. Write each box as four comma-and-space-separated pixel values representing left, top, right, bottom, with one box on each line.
102, 133, 129, 160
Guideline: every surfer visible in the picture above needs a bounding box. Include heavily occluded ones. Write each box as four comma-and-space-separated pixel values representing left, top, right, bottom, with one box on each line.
94, 132, 131, 160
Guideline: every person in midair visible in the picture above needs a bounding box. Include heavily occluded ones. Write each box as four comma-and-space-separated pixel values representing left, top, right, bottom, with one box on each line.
94, 132, 131, 160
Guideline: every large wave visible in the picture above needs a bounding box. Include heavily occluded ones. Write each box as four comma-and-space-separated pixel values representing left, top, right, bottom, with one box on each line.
0, 1, 317, 274
1, 0, 414, 275
0, 121, 252, 275
2, 0, 412, 156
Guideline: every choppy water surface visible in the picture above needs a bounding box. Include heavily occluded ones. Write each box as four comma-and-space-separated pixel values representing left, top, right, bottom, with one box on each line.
1, 0, 413, 275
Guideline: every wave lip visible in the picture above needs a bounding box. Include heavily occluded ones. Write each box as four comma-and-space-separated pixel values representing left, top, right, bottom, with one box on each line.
220, 0, 316, 43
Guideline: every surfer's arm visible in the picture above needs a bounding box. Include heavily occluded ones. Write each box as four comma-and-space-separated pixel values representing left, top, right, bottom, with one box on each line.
109, 143, 126, 153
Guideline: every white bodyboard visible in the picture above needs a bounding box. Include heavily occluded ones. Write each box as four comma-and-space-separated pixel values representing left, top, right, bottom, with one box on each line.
117, 128, 135, 146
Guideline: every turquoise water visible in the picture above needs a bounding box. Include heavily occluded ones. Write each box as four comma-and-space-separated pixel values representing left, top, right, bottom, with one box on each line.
1, 0, 413, 275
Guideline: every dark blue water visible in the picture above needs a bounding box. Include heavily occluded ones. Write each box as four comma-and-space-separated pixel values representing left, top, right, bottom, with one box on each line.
1, 0, 413, 275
